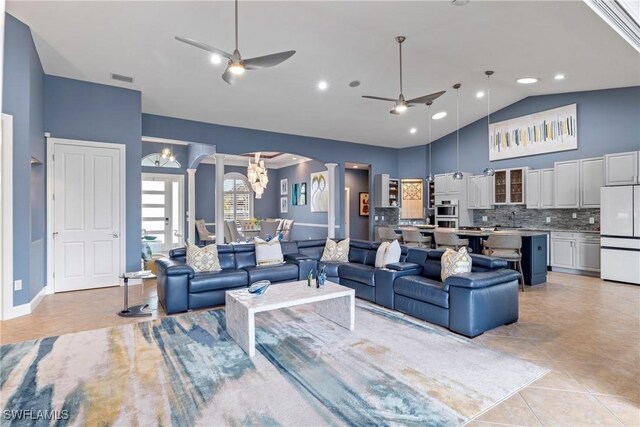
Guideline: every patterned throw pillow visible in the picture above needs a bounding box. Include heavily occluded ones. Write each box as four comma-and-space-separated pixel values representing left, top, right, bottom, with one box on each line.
440, 247, 472, 281
375, 240, 402, 268
186, 243, 222, 273
254, 237, 284, 266
321, 238, 350, 262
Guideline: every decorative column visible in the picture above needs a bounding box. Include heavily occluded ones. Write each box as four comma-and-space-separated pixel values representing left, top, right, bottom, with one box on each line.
215, 155, 225, 244
325, 163, 338, 239
186, 168, 197, 244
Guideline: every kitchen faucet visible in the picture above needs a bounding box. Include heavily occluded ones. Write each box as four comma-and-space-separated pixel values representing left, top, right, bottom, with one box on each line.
510, 211, 516, 228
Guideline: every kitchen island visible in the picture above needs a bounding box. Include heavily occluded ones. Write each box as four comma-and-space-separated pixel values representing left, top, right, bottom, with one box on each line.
394, 226, 548, 286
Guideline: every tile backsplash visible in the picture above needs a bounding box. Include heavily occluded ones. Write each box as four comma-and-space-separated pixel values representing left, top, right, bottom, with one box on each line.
373, 207, 400, 227
473, 205, 600, 231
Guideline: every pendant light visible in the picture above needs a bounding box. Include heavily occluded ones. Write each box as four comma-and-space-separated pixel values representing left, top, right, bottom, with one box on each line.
483, 70, 495, 177
426, 100, 434, 182
452, 83, 463, 180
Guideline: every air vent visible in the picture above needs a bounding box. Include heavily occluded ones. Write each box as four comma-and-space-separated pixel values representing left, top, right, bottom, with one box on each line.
110, 73, 134, 84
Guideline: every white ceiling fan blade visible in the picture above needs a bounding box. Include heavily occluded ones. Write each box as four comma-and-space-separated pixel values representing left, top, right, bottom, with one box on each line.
175, 36, 233, 60
243, 51, 296, 70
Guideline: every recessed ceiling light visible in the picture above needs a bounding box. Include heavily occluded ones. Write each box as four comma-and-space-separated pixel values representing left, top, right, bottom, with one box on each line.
318, 81, 328, 91
432, 111, 447, 120
410, 127, 417, 134
292, 157, 297, 160
476, 91, 485, 98
516, 77, 538, 84
210, 54, 222, 65
554, 74, 565, 80
353, 165, 359, 169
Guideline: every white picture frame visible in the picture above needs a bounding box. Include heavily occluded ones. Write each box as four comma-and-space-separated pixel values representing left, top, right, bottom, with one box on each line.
280, 196, 288, 213
280, 178, 288, 195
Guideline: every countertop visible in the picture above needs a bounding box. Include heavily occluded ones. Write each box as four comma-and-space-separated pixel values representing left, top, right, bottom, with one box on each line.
393, 224, 600, 236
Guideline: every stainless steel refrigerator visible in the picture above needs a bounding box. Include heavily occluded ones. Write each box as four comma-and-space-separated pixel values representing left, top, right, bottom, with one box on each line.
600, 185, 640, 284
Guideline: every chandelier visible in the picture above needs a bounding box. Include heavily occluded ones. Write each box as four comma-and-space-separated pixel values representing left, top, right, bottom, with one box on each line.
247, 152, 269, 199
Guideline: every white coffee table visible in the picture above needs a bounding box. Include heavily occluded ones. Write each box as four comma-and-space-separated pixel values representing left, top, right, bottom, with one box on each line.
225, 280, 355, 357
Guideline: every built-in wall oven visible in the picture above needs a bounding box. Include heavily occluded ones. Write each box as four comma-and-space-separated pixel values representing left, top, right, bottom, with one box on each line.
435, 200, 458, 218
436, 218, 459, 229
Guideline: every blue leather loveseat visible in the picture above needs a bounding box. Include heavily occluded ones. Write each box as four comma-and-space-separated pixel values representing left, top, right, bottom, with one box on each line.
375, 248, 520, 337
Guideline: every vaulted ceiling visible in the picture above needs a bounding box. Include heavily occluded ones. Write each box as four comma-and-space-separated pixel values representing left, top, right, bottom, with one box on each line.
7, 1, 639, 148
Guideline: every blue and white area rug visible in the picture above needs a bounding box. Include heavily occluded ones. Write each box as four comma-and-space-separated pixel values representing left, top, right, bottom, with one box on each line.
1, 301, 548, 426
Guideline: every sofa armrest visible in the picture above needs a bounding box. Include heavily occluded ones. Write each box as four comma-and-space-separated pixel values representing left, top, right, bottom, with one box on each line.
155, 258, 195, 278
446, 269, 520, 289
284, 253, 312, 263
374, 266, 422, 309
386, 262, 421, 272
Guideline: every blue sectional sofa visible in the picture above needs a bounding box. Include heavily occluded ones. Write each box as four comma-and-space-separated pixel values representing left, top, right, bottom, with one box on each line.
156, 239, 519, 337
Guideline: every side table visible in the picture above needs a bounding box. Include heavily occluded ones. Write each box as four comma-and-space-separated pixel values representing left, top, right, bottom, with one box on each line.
117, 271, 156, 317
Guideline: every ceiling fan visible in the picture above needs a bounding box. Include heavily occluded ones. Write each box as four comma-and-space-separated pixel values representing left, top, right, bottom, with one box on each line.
175, 0, 295, 85
363, 36, 445, 115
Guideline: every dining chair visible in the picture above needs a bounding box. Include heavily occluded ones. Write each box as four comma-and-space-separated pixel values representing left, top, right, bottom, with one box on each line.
483, 233, 525, 291
378, 227, 402, 243
259, 220, 280, 240
281, 219, 295, 241
225, 220, 244, 243
434, 230, 472, 252
401, 227, 432, 248
195, 219, 215, 245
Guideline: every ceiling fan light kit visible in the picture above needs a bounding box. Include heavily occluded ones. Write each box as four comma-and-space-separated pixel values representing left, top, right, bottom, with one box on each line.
175, 0, 295, 85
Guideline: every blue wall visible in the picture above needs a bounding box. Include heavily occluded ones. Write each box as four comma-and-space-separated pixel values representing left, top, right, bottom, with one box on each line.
2, 14, 45, 306
345, 168, 370, 240
402, 86, 640, 178
44, 75, 142, 271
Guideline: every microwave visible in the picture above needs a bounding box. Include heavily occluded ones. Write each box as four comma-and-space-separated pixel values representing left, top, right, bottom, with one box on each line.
436, 219, 458, 229
435, 202, 458, 218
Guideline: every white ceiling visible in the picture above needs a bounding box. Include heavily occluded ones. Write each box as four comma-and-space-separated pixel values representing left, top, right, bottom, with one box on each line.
7, 1, 640, 148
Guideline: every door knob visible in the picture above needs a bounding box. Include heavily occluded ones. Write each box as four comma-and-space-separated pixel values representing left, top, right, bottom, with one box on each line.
111, 232, 119, 238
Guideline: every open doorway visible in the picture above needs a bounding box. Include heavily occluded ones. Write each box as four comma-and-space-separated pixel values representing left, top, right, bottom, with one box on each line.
344, 163, 370, 240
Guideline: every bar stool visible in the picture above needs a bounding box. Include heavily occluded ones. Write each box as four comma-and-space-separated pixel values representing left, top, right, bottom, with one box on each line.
483, 233, 525, 292
434, 230, 472, 252
401, 227, 432, 248
378, 226, 402, 243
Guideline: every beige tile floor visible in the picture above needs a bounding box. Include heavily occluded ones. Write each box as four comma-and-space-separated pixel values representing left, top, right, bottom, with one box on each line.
1, 272, 638, 426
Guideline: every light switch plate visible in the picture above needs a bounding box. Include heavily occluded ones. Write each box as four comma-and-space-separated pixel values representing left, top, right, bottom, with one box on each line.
14, 279, 22, 291
589, 217, 595, 224
572, 213, 577, 219
374, 216, 378, 221
546, 217, 551, 223
482, 216, 488, 221
381, 216, 385, 221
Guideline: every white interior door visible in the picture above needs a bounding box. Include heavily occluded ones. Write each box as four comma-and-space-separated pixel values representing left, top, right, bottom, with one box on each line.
53, 142, 122, 292
141, 174, 184, 252
344, 187, 350, 238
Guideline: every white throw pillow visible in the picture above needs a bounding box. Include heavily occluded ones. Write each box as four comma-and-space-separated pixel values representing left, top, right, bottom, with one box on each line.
186, 243, 222, 273
440, 247, 472, 281
375, 240, 402, 268
321, 238, 350, 262
254, 237, 284, 266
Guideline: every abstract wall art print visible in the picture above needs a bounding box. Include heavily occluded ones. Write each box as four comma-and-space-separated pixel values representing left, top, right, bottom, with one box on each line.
489, 104, 577, 161
310, 171, 329, 212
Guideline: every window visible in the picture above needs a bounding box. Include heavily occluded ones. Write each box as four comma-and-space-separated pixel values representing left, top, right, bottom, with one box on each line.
141, 153, 181, 168
224, 173, 253, 221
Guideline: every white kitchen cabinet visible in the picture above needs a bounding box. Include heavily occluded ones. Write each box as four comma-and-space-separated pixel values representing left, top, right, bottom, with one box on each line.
526, 170, 541, 209
554, 160, 580, 208
493, 168, 527, 205
580, 157, 604, 208
605, 151, 639, 186
467, 176, 478, 209
446, 173, 462, 194
373, 174, 399, 208
434, 174, 447, 195
468, 175, 493, 209
527, 168, 554, 209
541, 169, 555, 208
550, 232, 600, 274
551, 237, 575, 269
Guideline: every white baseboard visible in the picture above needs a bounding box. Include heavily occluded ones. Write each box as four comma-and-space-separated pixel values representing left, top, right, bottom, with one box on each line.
3, 286, 47, 320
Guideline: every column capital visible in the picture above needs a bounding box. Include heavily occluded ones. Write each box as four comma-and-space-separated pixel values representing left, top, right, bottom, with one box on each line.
186, 168, 197, 175
325, 163, 338, 169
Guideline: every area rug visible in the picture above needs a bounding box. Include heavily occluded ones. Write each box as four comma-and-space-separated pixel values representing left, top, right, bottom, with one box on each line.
1, 301, 548, 426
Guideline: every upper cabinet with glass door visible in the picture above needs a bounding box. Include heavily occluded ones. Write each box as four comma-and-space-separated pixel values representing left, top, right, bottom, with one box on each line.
493, 168, 528, 205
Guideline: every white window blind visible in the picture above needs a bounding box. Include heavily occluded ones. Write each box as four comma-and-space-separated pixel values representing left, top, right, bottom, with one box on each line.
223, 173, 253, 221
